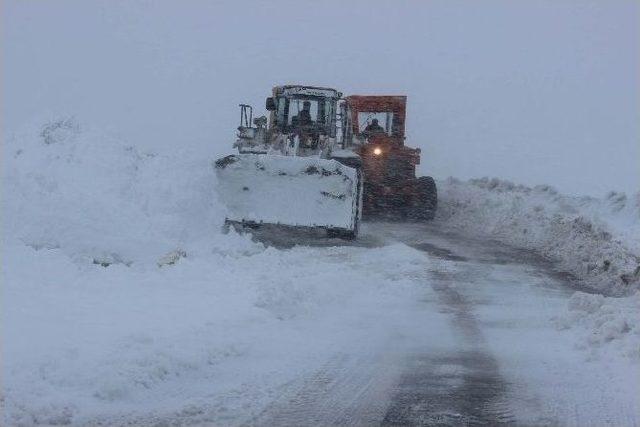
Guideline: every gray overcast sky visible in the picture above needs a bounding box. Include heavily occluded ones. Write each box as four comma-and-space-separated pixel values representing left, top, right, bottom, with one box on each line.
4, 0, 639, 195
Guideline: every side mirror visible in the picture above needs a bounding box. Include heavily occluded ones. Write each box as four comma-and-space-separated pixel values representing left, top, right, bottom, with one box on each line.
265, 97, 276, 111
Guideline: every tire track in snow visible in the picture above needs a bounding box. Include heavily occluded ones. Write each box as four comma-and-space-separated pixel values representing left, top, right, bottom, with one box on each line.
380, 244, 517, 426
250, 238, 519, 426
248, 352, 403, 426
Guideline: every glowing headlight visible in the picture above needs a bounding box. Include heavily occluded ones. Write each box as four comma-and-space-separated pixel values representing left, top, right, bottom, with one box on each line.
373, 147, 382, 156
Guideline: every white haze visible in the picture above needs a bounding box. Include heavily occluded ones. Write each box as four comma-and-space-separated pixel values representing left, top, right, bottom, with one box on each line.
3, 0, 639, 196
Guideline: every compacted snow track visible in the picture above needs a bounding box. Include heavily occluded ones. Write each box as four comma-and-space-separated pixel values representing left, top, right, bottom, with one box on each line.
246, 222, 638, 427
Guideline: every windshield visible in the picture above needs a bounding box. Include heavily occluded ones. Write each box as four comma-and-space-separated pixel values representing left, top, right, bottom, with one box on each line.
275, 96, 334, 131
286, 98, 321, 125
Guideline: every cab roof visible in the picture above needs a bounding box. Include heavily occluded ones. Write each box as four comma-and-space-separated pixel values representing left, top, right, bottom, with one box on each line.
274, 85, 342, 99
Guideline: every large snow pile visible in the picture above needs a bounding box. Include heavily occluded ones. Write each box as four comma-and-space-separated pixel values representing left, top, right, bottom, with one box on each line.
2, 118, 432, 425
4, 117, 226, 266
437, 177, 640, 296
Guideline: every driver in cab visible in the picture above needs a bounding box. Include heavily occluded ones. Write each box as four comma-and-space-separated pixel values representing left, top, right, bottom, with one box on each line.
292, 101, 316, 148
362, 118, 386, 139
293, 101, 313, 128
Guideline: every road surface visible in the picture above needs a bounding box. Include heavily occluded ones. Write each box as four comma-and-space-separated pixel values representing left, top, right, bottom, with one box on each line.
242, 222, 637, 427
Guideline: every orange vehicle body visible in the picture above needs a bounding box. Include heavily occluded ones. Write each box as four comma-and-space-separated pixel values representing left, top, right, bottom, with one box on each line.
341, 96, 433, 219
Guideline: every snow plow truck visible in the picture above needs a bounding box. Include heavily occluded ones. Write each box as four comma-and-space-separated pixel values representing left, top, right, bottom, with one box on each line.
215, 85, 437, 239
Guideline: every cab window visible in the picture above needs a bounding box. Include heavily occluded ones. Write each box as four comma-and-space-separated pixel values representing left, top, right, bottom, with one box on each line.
357, 112, 394, 135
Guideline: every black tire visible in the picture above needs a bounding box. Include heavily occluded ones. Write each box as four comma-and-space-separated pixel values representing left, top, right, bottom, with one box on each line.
408, 176, 437, 221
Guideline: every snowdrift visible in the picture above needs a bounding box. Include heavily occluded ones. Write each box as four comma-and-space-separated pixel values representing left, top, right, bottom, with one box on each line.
437, 177, 640, 296
4, 117, 225, 266
554, 291, 640, 360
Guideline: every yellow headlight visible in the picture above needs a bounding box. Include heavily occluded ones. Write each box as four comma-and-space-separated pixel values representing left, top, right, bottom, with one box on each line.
373, 147, 382, 156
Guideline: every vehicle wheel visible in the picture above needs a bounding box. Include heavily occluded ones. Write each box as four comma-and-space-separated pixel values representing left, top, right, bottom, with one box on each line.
408, 176, 437, 221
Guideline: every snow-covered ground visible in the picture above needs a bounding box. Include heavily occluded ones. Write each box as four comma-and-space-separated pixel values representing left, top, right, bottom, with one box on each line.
3, 231, 435, 425
3, 119, 639, 425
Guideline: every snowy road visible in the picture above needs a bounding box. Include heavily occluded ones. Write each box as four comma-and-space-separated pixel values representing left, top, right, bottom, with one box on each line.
4, 222, 638, 426
246, 223, 638, 427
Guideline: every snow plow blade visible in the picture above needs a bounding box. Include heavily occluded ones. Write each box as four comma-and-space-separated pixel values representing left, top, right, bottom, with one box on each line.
215, 154, 361, 235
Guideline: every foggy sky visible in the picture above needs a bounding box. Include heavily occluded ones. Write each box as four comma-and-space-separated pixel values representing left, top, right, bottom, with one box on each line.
4, 0, 639, 195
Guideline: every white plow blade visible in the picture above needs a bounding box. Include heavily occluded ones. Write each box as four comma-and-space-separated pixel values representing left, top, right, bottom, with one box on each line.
215, 154, 360, 231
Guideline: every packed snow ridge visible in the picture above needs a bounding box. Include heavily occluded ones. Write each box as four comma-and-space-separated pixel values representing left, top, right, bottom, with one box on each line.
3, 118, 639, 424
437, 177, 640, 297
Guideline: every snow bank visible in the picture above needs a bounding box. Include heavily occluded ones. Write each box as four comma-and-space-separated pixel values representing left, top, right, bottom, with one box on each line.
437, 177, 640, 361
437, 177, 640, 296
4, 117, 225, 266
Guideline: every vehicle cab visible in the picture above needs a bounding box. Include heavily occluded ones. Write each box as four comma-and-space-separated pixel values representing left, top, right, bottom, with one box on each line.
266, 85, 342, 139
